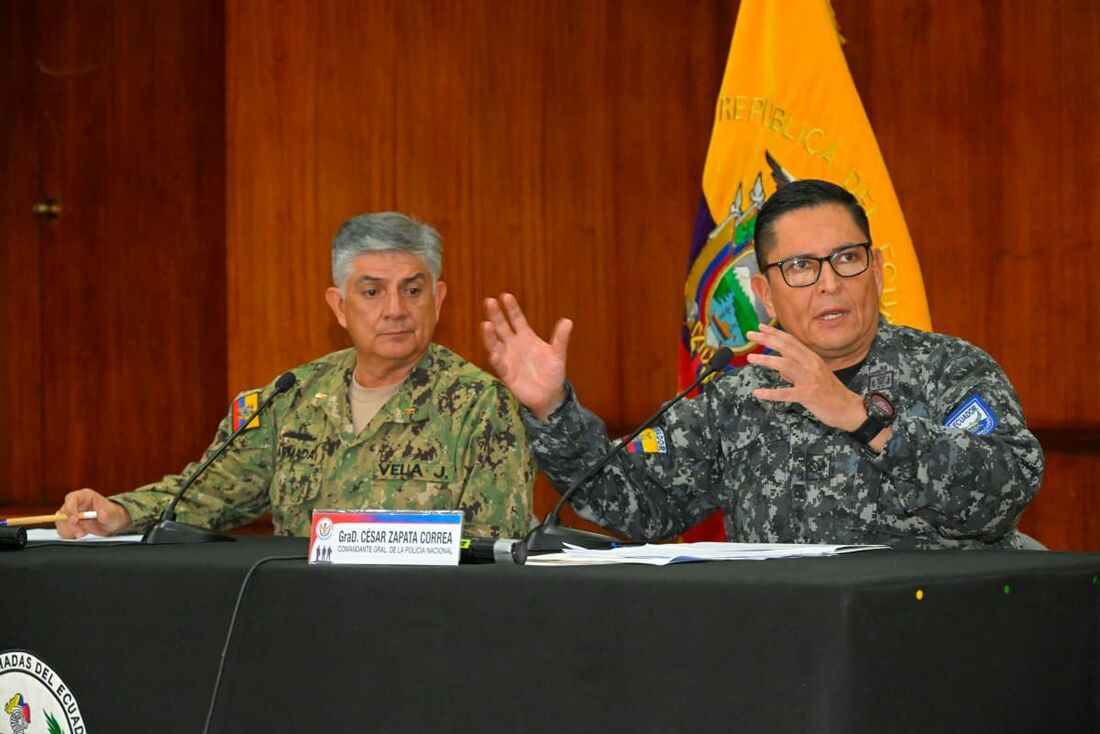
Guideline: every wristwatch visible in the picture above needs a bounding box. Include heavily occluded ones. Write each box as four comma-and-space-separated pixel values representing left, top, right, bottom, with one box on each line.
850, 392, 896, 445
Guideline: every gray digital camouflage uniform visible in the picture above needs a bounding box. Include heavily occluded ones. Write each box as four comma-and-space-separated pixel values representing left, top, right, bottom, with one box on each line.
525, 321, 1043, 549
113, 344, 535, 538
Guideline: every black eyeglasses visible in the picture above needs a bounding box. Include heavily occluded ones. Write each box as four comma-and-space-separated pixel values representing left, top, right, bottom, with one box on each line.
763, 243, 872, 288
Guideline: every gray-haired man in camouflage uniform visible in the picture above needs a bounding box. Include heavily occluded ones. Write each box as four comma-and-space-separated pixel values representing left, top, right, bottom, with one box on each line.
482, 180, 1042, 549
58, 212, 535, 539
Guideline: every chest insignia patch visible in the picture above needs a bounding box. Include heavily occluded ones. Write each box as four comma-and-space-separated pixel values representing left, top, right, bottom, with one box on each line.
805, 454, 831, 481
868, 371, 893, 391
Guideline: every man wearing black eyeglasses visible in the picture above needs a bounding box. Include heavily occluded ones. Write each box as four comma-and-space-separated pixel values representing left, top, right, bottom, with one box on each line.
482, 179, 1043, 549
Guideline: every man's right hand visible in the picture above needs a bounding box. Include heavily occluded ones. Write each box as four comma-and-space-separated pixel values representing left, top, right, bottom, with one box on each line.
481, 293, 572, 421
56, 489, 134, 538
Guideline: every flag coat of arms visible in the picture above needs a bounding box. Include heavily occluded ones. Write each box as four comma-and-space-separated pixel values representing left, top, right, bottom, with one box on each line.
680, 0, 931, 539
682, 0, 931, 382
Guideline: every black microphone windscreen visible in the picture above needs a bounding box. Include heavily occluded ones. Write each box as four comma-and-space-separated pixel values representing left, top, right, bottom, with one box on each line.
0, 526, 27, 550
708, 346, 734, 372
274, 372, 298, 393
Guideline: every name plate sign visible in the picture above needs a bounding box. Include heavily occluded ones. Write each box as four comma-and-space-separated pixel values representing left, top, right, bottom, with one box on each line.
309, 510, 463, 566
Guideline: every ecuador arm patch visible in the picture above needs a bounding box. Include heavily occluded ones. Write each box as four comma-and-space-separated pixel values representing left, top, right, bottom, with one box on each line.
944, 393, 997, 436
232, 390, 261, 431
625, 427, 667, 454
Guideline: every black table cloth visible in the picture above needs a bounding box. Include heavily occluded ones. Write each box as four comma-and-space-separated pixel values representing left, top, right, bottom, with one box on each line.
2, 538, 1096, 733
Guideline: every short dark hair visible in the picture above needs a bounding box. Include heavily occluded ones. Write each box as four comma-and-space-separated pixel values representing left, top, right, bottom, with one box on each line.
753, 179, 871, 269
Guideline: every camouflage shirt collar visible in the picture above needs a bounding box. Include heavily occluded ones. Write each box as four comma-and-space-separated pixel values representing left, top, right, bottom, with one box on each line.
308, 350, 358, 433
308, 345, 448, 433
844, 316, 901, 397
377, 344, 449, 424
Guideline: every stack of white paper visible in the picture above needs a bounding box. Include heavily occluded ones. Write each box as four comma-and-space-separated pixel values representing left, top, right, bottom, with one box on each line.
525, 541, 889, 566
25, 529, 144, 543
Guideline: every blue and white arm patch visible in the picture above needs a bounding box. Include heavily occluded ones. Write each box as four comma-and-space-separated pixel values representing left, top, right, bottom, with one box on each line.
943, 393, 998, 435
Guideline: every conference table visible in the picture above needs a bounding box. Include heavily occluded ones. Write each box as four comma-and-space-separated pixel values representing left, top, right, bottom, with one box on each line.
1, 538, 1097, 733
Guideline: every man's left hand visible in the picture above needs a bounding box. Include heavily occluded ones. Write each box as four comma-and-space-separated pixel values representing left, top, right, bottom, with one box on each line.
745, 323, 867, 433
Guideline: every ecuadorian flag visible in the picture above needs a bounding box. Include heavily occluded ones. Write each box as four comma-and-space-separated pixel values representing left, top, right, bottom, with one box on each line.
680, 0, 931, 540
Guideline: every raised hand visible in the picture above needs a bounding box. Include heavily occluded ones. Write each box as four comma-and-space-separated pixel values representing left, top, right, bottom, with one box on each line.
746, 323, 868, 433
482, 293, 572, 420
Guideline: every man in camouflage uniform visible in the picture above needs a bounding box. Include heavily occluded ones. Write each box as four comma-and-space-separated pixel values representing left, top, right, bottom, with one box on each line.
58, 212, 534, 539
482, 180, 1042, 548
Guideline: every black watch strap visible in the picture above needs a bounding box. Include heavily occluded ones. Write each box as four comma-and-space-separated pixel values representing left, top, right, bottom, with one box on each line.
850, 392, 896, 445
851, 415, 887, 444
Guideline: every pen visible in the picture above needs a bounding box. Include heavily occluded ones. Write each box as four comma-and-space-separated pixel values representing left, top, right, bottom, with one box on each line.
0, 511, 98, 527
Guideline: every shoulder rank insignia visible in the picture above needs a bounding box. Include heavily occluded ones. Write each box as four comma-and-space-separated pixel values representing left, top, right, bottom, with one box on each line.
232, 390, 262, 431
944, 393, 997, 435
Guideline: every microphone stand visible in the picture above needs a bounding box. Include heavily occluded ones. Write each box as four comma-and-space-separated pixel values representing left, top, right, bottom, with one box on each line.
143, 373, 297, 545
524, 348, 733, 554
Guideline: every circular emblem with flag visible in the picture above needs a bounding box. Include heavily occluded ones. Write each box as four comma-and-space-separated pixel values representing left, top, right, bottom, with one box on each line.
0, 651, 84, 734
683, 169, 778, 380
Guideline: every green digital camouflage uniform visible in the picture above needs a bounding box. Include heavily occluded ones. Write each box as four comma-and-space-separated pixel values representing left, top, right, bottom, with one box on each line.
525, 321, 1044, 549
113, 344, 535, 538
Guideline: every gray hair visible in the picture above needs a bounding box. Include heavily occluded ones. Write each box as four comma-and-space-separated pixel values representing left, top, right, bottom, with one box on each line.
331, 212, 443, 291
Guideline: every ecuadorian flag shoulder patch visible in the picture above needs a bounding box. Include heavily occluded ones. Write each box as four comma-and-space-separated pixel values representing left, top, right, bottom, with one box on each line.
626, 427, 667, 454
232, 390, 262, 431
944, 394, 997, 436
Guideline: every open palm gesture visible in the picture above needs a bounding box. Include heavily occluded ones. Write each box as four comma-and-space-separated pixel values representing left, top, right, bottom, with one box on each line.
481, 293, 572, 420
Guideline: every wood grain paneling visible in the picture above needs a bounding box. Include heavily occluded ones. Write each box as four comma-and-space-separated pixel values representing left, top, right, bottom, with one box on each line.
227, 0, 732, 410
1020, 448, 1100, 551
0, 0, 43, 504
29, 0, 227, 498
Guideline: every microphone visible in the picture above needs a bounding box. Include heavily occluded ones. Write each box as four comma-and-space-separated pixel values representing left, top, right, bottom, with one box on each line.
459, 537, 527, 564
524, 347, 734, 554
142, 372, 298, 545
0, 526, 27, 551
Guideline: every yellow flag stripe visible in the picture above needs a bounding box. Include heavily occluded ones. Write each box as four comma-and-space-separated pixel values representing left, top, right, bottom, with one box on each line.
702, 0, 931, 330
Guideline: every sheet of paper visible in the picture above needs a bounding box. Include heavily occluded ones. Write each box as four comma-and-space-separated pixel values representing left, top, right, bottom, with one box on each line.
25, 529, 144, 543
525, 541, 890, 566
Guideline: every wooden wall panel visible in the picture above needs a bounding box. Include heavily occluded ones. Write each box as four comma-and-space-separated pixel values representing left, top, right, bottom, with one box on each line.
227, 0, 731, 419
0, 0, 43, 503
29, 0, 227, 498
227, 0, 330, 377
610, 1, 734, 420
227, 0, 1096, 547
1019, 450, 1100, 551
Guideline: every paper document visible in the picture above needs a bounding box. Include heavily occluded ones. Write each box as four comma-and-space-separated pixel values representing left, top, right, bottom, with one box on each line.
525, 541, 889, 566
26, 529, 144, 544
